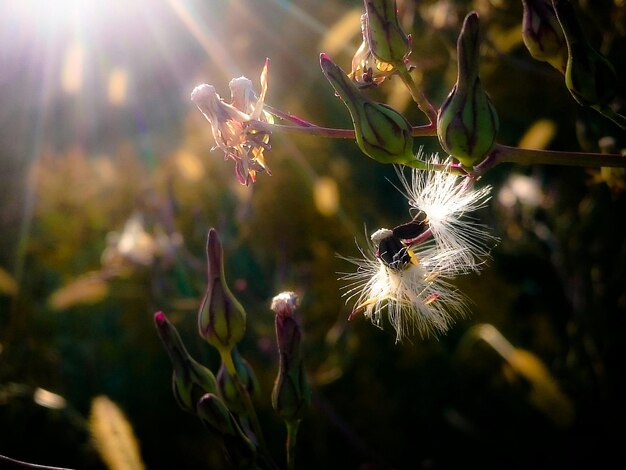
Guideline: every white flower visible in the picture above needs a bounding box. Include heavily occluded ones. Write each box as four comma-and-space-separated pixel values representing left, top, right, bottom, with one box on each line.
395, 155, 496, 272
340, 229, 468, 343
191, 59, 273, 185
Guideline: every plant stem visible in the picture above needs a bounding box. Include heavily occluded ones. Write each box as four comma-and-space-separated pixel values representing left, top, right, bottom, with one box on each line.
395, 66, 439, 125
260, 122, 437, 139
0, 454, 73, 470
285, 420, 301, 470
492, 144, 626, 168
221, 350, 270, 458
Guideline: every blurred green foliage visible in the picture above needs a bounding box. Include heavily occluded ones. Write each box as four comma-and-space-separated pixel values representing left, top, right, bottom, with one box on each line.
1, 0, 625, 469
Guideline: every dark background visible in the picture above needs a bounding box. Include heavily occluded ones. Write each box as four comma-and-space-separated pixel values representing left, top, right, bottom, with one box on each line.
1, 1, 625, 469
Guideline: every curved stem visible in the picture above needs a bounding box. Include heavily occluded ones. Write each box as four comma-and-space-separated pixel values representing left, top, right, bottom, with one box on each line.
492, 144, 626, 168
593, 105, 626, 130
395, 66, 438, 125
0, 454, 74, 470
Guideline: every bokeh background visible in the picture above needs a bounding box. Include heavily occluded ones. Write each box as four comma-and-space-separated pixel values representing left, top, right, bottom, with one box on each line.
1, 0, 625, 468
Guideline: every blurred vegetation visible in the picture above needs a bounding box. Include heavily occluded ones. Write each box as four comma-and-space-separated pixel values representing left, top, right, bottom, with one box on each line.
1, 0, 625, 469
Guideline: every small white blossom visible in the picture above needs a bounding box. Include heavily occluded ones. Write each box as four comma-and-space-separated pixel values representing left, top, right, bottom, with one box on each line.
395, 155, 496, 272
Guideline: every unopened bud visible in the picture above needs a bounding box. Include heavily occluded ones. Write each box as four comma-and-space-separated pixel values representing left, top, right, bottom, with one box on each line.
154, 311, 218, 414
197, 393, 257, 466
437, 12, 499, 168
363, 0, 411, 64
521, 0, 568, 73
270, 292, 311, 424
320, 53, 415, 165
198, 229, 246, 354
553, 0, 617, 107
217, 347, 260, 414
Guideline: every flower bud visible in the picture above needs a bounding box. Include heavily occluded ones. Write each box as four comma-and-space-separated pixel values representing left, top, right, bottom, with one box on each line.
521, 0, 568, 73
153, 311, 218, 414
552, 0, 617, 107
320, 53, 415, 165
363, 0, 411, 64
437, 12, 499, 168
217, 347, 260, 414
270, 292, 311, 424
198, 228, 246, 354
197, 393, 257, 467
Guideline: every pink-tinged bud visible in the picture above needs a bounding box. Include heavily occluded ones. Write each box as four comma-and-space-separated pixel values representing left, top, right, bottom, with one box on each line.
198, 229, 246, 354
270, 292, 311, 424
153, 311, 217, 414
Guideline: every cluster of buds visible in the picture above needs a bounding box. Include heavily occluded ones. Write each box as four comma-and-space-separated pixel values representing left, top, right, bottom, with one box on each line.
154, 229, 312, 468
191, 59, 273, 185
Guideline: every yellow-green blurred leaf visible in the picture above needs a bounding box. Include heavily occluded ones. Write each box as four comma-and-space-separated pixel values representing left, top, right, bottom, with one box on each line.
48, 273, 109, 310
0, 267, 18, 296
90, 395, 146, 470
518, 119, 557, 149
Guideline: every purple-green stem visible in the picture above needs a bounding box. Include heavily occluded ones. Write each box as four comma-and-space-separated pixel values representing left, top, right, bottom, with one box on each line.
257, 118, 626, 170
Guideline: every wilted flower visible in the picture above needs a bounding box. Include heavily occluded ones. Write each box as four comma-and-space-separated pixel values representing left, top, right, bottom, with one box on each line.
191, 59, 273, 185
340, 229, 468, 342
349, 14, 397, 87
395, 155, 496, 272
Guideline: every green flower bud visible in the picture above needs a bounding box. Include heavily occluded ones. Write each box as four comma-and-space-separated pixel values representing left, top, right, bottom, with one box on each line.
363, 0, 411, 64
552, 0, 617, 107
437, 12, 499, 168
197, 393, 257, 468
521, 0, 568, 73
217, 347, 260, 414
270, 292, 311, 424
153, 311, 218, 414
198, 228, 246, 354
320, 53, 415, 165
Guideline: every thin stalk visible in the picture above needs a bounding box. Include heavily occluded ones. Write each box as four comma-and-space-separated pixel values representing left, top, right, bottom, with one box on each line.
492, 144, 626, 168
285, 420, 301, 470
593, 105, 626, 130
258, 122, 436, 139
395, 66, 438, 125
0, 454, 73, 470
220, 351, 271, 460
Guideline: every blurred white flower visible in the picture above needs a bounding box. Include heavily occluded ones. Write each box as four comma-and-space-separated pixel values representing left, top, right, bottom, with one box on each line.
395, 155, 496, 272
340, 228, 468, 342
